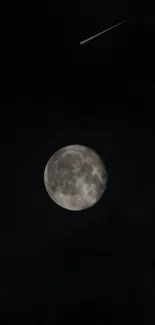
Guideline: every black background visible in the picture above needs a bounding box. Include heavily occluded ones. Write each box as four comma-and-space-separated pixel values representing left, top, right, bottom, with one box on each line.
0, 1, 154, 324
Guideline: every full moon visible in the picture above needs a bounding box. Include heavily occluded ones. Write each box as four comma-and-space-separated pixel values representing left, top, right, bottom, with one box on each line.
44, 145, 108, 211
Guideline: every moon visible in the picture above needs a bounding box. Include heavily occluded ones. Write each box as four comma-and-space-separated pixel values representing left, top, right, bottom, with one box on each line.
44, 145, 108, 211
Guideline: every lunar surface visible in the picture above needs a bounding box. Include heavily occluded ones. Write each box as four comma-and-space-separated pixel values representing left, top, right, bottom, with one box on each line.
44, 145, 108, 211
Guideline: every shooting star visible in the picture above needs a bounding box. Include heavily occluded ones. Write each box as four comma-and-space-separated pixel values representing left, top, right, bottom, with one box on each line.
80, 17, 132, 45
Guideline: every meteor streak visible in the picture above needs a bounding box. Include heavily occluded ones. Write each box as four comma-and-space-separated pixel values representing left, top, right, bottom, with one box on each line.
80, 17, 132, 45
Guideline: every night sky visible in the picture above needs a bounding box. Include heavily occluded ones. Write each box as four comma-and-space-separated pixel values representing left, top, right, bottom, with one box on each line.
1, 1, 154, 324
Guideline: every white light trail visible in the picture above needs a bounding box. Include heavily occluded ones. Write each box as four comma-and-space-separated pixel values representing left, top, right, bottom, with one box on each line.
80, 17, 132, 45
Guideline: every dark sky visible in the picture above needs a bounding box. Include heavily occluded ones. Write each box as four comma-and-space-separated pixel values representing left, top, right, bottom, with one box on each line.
0, 1, 154, 324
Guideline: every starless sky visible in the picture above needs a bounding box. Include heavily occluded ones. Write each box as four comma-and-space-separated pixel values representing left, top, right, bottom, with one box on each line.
0, 1, 154, 324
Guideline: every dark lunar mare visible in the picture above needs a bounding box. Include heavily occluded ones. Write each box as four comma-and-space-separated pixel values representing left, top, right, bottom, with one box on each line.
47, 153, 94, 195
